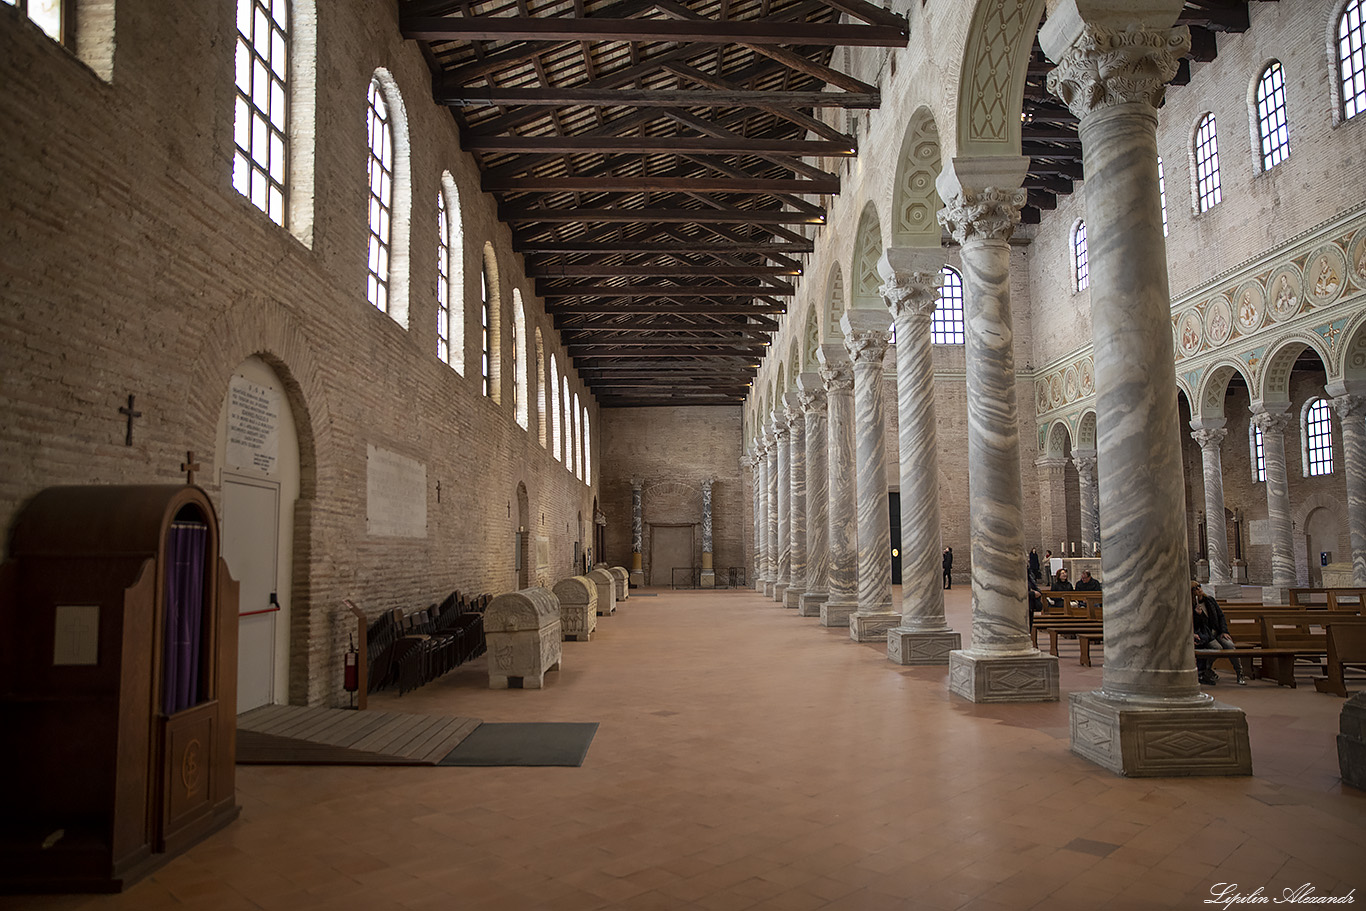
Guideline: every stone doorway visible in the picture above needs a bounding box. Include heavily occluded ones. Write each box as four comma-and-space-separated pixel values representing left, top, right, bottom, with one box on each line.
649, 524, 694, 587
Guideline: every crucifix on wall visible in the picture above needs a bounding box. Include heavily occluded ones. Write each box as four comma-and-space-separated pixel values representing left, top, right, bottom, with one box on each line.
119, 394, 141, 446
181, 451, 201, 485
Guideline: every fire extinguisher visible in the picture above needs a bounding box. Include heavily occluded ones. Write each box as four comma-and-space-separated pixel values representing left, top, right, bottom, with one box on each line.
344, 634, 360, 708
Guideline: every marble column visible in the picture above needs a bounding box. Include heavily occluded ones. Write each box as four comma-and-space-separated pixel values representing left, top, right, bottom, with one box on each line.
1074, 449, 1100, 558
797, 373, 830, 617
842, 310, 899, 641
1190, 426, 1241, 599
937, 157, 1058, 703
700, 477, 716, 589
818, 344, 858, 628
773, 410, 792, 603
1035, 456, 1070, 561
1253, 409, 1296, 601
742, 451, 761, 591
882, 255, 961, 664
755, 438, 771, 592
764, 422, 780, 598
1331, 393, 1366, 585
1043, 2, 1248, 776
784, 393, 808, 608
630, 477, 645, 588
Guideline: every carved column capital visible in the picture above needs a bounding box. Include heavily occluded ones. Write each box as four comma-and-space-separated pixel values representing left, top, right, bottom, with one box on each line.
702, 477, 714, 493
1191, 427, 1228, 451
820, 361, 854, 394
1073, 454, 1098, 482
740, 454, 754, 471
630, 477, 644, 491
1046, 23, 1191, 119
937, 187, 1027, 244
844, 326, 890, 366
798, 384, 827, 416
1252, 410, 1293, 437
881, 271, 942, 321
773, 414, 791, 440
1333, 394, 1366, 420
1035, 455, 1068, 479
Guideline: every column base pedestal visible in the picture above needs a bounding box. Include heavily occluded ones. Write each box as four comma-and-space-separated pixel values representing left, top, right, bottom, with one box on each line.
1262, 585, 1291, 605
948, 650, 1059, 703
820, 600, 856, 628
629, 570, 644, 588
1206, 582, 1245, 601
798, 592, 827, 617
783, 587, 804, 609
700, 570, 715, 589
849, 612, 900, 642
773, 582, 789, 603
888, 628, 961, 665
754, 577, 766, 593
1070, 691, 1252, 778
763, 581, 775, 598
1195, 559, 1210, 584
1340, 694, 1366, 790
1231, 560, 1248, 583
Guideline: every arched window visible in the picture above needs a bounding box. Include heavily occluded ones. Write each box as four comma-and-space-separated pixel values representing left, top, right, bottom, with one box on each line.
1157, 156, 1169, 237
1250, 422, 1267, 482
573, 393, 583, 480
438, 172, 464, 373
931, 267, 965, 345
1304, 398, 1335, 476
1193, 113, 1222, 213
513, 291, 528, 429
1072, 220, 1089, 292
563, 376, 574, 475
536, 329, 547, 447
365, 79, 394, 314
1339, 0, 1366, 120
583, 407, 591, 479
1255, 62, 1291, 170
12, 0, 66, 44
550, 354, 561, 460
480, 264, 492, 397
234, 0, 289, 225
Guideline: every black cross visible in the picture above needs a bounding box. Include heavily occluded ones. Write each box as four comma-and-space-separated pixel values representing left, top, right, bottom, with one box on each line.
436, 480, 442, 504
181, 451, 201, 485
119, 395, 142, 446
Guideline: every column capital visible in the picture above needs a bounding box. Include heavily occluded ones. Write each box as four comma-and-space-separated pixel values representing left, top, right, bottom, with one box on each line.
817, 345, 854, 394
630, 477, 644, 491
1074, 454, 1098, 479
702, 477, 714, 492
1252, 410, 1293, 437
937, 186, 1027, 245
740, 454, 755, 470
881, 270, 942, 321
772, 413, 791, 440
1332, 394, 1366, 420
1191, 427, 1228, 450
797, 383, 827, 416
1043, 22, 1190, 118
1035, 455, 1068, 478
843, 326, 890, 366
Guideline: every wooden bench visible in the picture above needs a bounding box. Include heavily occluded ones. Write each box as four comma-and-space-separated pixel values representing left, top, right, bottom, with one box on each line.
1314, 623, 1366, 696
1195, 645, 1302, 686
1034, 620, 1103, 657
1288, 587, 1366, 609
1037, 589, 1103, 619
1077, 632, 1104, 667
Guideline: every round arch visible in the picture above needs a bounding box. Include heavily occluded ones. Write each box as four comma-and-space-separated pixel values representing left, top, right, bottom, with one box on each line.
1257, 332, 1334, 408
852, 202, 885, 310
892, 106, 944, 248
825, 262, 846, 338
1194, 360, 1257, 423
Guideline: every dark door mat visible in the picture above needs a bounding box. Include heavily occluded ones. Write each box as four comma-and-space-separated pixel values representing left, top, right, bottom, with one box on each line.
437, 722, 599, 767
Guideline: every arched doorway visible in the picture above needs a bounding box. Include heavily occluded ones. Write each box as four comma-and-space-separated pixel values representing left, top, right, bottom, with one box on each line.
516, 482, 530, 589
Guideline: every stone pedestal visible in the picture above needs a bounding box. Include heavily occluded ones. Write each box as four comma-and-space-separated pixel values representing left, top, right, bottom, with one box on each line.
486, 587, 563, 688
700, 570, 715, 589
948, 651, 1059, 703
1070, 692, 1252, 777
850, 612, 900, 642
1262, 586, 1291, 605
1339, 692, 1366, 790
630, 552, 644, 589
798, 592, 827, 618
820, 601, 855, 628
1323, 562, 1356, 588
1195, 559, 1210, 584
1231, 559, 1248, 583
888, 628, 962, 665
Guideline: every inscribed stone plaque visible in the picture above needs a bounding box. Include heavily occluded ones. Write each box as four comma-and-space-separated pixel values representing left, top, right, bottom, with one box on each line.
226, 376, 281, 475
53, 604, 100, 666
366, 444, 427, 538
1248, 519, 1269, 546
536, 536, 550, 574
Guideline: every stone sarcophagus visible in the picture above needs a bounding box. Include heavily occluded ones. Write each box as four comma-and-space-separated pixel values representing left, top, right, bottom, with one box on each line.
552, 576, 597, 641
609, 566, 629, 601
485, 587, 562, 689
587, 568, 617, 616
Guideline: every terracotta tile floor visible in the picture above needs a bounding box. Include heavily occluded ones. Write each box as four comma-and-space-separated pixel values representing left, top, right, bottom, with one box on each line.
9, 586, 1365, 910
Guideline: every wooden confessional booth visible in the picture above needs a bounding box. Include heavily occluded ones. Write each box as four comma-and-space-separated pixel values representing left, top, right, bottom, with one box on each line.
0, 485, 240, 893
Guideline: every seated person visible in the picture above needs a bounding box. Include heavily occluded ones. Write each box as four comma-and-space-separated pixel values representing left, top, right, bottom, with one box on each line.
1049, 567, 1073, 610
1027, 569, 1043, 626
1074, 570, 1102, 592
1192, 582, 1245, 686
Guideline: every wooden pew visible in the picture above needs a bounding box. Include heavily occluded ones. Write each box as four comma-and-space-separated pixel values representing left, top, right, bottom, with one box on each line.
1314, 624, 1366, 696
1288, 587, 1366, 609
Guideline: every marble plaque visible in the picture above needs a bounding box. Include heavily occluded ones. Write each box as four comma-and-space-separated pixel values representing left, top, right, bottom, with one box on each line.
366, 444, 427, 538
1248, 518, 1269, 546
226, 375, 281, 475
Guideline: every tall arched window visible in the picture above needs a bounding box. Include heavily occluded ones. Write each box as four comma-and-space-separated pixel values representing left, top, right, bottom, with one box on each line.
1193, 113, 1222, 213
582, 407, 591, 480
563, 376, 574, 475
480, 265, 492, 397
513, 291, 528, 429
365, 79, 394, 314
573, 392, 583, 480
536, 329, 547, 447
1157, 156, 1169, 237
481, 243, 501, 402
1072, 220, 1089, 292
1304, 398, 1335, 476
438, 172, 464, 373
234, 0, 289, 225
550, 355, 561, 460
1250, 422, 1267, 482
9, 0, 65, 41
1255, 62, 1291, 170
931, 267, 965, 345
1339, 0, 1366, 120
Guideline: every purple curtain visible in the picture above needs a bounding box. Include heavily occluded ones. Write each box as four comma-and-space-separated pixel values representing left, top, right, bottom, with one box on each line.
164, 521, 209, 715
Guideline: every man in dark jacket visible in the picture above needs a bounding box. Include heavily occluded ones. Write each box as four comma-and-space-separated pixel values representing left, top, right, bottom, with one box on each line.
1074, 570, 1102, 592
942, 547, 953, 589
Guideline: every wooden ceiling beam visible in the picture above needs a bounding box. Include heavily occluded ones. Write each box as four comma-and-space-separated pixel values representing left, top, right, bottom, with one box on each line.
516, 240, 813, 254
569, 345, 765, 356
438, 86, 880, 108
500, 206, 826, 224
539, 281, 795, 297
462, 134, 857, 156
531, 263, 799, 276
485, 174, 839, 193
402, 16, 907, 46
547, 302, 787, 313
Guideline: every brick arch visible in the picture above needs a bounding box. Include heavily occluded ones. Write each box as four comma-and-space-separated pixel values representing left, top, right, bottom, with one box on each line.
1045, 420, 1072, 456
1293, 491, 1350, 584
1256, 331, 1333, 409
1194, 359, 1256, 423
1337, 305, 1366, 384
851, 202, 885, 309
1077, 411, 1097, 449
954, 0, 1046, 158
892, 106, 944, 248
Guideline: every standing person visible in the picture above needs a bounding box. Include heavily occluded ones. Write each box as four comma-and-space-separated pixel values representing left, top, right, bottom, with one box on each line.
1192, 582, 1246, 686
942, 547, 953, 590
1029, 548, 1041, 583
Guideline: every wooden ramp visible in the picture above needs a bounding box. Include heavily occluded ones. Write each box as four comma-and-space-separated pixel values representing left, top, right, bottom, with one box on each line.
237, 705, 482, 765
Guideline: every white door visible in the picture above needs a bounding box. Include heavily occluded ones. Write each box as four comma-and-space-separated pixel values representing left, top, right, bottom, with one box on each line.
223, 476, 281, 712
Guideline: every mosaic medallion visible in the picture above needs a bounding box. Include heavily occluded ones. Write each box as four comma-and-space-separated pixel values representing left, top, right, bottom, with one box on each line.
1350, 229, 1366, 286
1064, 365, 1079, 401
1306, 244, 1348, 306
1050, 373, 1064, 408
1234, 280, 1265, 333
1204, 294, 1233, 347
1037, 381, 1051, 413
1266, 264, 1302, 322
1178, 311, 1203, 356
1079, 357, 1094, 395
